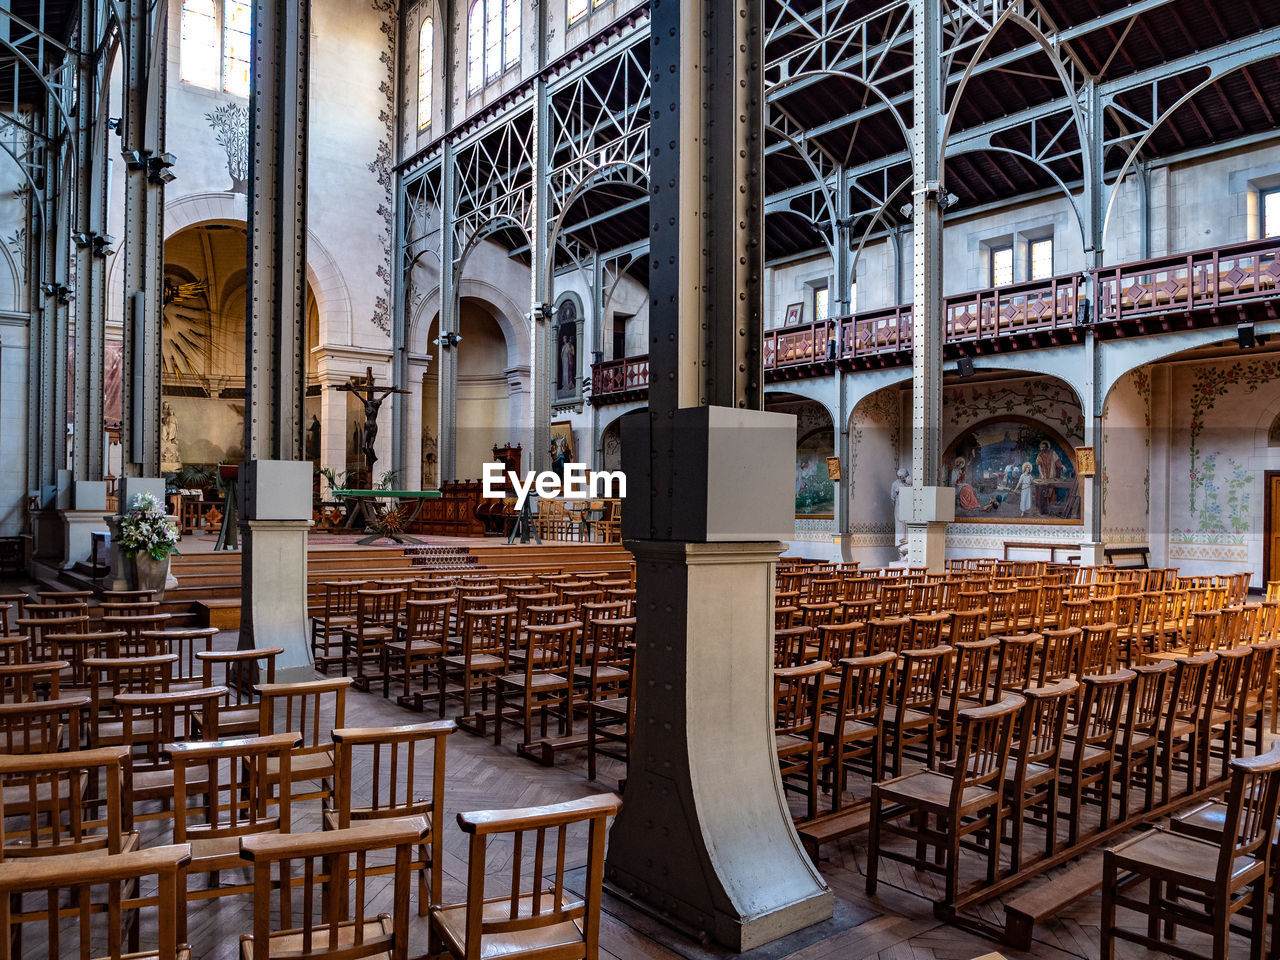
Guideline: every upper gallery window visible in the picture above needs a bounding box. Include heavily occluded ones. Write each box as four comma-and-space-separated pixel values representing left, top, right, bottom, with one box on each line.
180, 0, 251, 98
468, 0, 520, 95
417, 16, 434, 130
568, 0, 610, 26
1028, 237, 1054, 281
813, 282, 830, 323
1263, 187, 1280, 239
990, 244, 1014, 287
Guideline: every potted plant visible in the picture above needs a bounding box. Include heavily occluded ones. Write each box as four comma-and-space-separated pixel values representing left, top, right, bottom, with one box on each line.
117, 491, 181, 598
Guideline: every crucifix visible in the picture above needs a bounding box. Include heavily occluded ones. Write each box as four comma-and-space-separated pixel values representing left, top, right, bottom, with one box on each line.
334, 367, 409, 480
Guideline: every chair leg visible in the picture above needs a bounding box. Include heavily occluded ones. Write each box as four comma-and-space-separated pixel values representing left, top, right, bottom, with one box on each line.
865, 789, 881, 895
1100, 857, 1116, 960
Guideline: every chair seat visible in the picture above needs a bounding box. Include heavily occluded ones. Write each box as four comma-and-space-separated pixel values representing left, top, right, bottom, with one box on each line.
1109, 828, 1259, 886
312, 615, 357, 630
385, 640, 442, 657
190, 831, 278, 872
432, 893, 585, 960
816, 714, 877, 742
572, 665, 628, 682
1003, 758, 1055, 789
442, 654, 504, 671
1170, 800, 1230, 842
882, 705, 932, 727
775, 732, 815, 757
209, 705, 261, 737
878, 769, 998, 811
265, 749, 335, 781
500, 672, 570, 690
240, 918, 395, 960
1059, 739, 1109, 767
133, 765, 211, 799
590, 696, 628, 719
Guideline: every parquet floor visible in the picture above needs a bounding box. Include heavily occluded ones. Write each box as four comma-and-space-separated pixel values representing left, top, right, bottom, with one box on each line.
35, 626, 1254, 959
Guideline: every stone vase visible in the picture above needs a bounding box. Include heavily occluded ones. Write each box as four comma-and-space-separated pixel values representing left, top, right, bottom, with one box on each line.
133, 552, 171, 600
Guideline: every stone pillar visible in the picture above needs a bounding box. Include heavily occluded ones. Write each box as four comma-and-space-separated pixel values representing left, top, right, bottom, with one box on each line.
604, 0, 832, 949
506, 364, 531, 453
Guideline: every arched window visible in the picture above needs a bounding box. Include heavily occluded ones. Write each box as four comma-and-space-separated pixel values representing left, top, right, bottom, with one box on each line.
466, 0, 520, 95
417, 16, 433, 131
179, 0, 250, 97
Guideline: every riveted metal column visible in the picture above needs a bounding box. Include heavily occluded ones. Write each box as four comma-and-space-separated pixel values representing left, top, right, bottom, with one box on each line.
531, 76, 552, 475
73, 0, 108, 483
32, 107, 69, 505
390, 0, 409, 483
905, 0, 951, 571
605, 0, 832, 948
1079, 78, 1107, 564
436, 147, 457, 482
119, 0, 167, 477
244, 0, 308, 462
238, 0, 313, 677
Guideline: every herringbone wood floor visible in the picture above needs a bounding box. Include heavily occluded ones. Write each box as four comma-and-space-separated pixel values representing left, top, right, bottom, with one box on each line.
40, 628, 1252, 959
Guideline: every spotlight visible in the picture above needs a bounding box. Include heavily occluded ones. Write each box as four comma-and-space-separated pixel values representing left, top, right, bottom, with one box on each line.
899, 202, 913, 218
147, 153, 177, 185
432, 332, 462, 348
956, 356, 976, 378
1238, 322, 1256, 350
123, 149, 146, 169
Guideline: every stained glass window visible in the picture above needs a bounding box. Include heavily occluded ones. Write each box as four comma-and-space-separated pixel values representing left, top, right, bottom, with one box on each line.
991, 245, 1014, 287
180, 0, 220, 89
417, 17, 433, 130
1029, 237, 1053, 281
467, 0, 520, 95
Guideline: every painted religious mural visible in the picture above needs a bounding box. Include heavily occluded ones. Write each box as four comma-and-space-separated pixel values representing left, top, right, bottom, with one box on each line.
943, 417, 1080, 522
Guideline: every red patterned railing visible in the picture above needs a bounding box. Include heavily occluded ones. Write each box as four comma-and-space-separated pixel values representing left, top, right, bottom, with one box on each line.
588, 237, 1280, 404
1095, 236, 1280, 323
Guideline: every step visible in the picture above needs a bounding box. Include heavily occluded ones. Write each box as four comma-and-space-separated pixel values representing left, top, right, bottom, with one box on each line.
1002, 858, 1103, 950
195, 598, 242, 629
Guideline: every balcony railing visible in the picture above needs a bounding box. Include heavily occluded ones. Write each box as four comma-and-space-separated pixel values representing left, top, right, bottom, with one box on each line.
589, 236, 1280, 404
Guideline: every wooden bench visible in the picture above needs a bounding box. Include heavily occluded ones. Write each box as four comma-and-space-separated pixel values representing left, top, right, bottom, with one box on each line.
795, 804, 872, 860
1002, 858, 1103, 949
1104, 545, 1150, 568
1002, 540, 1079, 563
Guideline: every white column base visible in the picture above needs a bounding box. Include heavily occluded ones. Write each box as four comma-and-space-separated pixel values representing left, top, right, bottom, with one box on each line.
606, 540, 833, 951
1078, 541, 1107, 566
61, 511, 111, 570
906, 522, 948, 573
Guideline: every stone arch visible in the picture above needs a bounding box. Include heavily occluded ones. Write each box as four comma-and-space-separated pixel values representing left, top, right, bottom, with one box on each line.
409, 278, 531, 372
844, 381, 905, 566
0, 240, 19, 313
157, 192, 352, 348
765, 390, 837, 520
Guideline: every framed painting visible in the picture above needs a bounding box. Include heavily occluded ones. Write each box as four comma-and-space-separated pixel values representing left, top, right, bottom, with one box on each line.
550, 420, 576, 466
784, 302, 804, 327
553, 293, 583, 406
943, 417, 1081, 523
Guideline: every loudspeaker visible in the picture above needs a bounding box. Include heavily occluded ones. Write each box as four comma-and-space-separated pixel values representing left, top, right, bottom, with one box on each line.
957, 356, 976, 378
1239, 323, 1256, 349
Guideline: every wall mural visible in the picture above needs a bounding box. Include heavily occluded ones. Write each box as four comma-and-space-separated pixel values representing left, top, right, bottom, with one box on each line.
944, 417, 1080, 523
1186, 357, 1277, 520
946, 378, 1084, 439
367, 0, 397, 337
204, 103, 248, 194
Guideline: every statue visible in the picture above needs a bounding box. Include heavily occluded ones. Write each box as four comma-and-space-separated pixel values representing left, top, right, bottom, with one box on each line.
334, 367, 409, 481
307, 415, 321, 460
889, 466, 912, 559
160, 401, 181, 471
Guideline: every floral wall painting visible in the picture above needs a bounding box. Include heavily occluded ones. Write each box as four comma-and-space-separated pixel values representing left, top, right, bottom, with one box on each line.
796, 425, 836, 516
944, 417, 1081, 523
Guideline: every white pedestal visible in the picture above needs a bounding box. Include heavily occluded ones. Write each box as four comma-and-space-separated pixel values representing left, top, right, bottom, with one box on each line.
1078, 541, 1107, 566
238, 460, 314, 682
606, 540, 833, 950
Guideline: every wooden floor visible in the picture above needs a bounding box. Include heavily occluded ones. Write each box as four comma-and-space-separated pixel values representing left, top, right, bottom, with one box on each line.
99, 629, 1255, 959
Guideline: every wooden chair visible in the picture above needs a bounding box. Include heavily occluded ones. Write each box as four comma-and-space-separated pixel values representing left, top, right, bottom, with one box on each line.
884, 645, 951, 778
327, 721, 455, 916
438, 606, 517, 725
1237, 641, 1278, 758
257, 677, 351, 803
1159, 652, 1216, 806
238, 818, 428, 960
1200, 646, 1251, 789
1102, 742, 1280, 960
165, 732, 299, 941
573, 616, 633, 708
428, 793, 622, 960
819, 651, 896, 810
196, 646, 283, 739
342, 587, 404, 691
992, 633, 1039, 698
1116, 660, 1175, 821
115, 687, 223, 821
0, 659, 65, 702
382, 597, 452, 708
774, 659, 830, 821
1002, 679, 1076, 873
141, 627, 219, 687
0, 843, 191, 960
1061, 669, 1134, 847
940, 638, 1000, 757
1036, 627, 1081, 685
587, 689, 632, 784
495, 620, 580, 750
311, 580, 364, 674
867, 694, 1024, 907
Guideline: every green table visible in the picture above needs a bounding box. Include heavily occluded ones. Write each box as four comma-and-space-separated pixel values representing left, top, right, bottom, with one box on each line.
332, 490, 441, 545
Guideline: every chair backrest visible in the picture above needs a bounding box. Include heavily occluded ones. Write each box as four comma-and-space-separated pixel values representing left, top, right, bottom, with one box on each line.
524, 622, 581, 680
948, 608, 988, 645
463, 607, 518, 659
1167, 651, 1216, 725
1077, 623, 1118, 676
257, 678, 350, 758
993, 634, 1040, 697
1011, 679, 1077, 776
141, 627, 218, 683
167, 732, 299, 845
115, 687, 224, 778
1124, 660, 1175, 743
947, 638, 1000, 704
817, 622, 862, 662
449, 794, 622, 960
198, 646, 283, 713
897, 645, 951, 713
1037, 627, 1080, 685
355, 588, 404, 631
950, 694, 1024, 804
774, 660, 830, 743
0, 660, 65, 702
866, 617, 909, 655
1213, 742, 1280, 883
1076, 670, 1136, 751
773, 625, 813, 668
85, 654, 177, 716
0, 843, 190, 960
526, 603, 577, 627
320, 580, 365, 619
240, 820, 427, 960
404, 598, 454, 644
835, 651, 896, 727
0, 745, 132, 860
0, 695, 87, 753
1206, 645, 1250, 713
